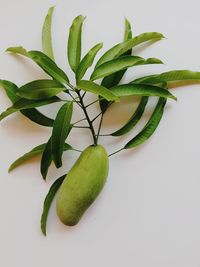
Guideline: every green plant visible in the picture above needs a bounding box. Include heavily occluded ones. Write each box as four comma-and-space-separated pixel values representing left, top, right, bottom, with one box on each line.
1, 7, 200, 235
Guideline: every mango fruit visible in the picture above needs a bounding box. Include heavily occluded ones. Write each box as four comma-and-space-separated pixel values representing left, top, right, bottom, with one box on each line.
56, 144, 109, 226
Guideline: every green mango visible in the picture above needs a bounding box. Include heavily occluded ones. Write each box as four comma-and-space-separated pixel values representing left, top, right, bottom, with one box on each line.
56, 144, 109, 226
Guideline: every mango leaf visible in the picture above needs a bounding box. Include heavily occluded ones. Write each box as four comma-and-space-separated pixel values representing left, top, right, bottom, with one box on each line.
7, 48, 69, 85
111, 96, 148, 136
17, 80, 66, 100
0, 96, 60, 121
91, 56, 163, 81
21, 109, 54, 127
77, 80, 119, 101
68, 15, 85, 72
124, 18, 132, 41
0, 80, 54, 127
76, 43, 103, 82
124, 98, 167, 149
42, 6, 55, 60
132, 70, 200, 85
6, 46, 28, 56
40, 138, 53, 180
9, 143, 72, 173
51, 102, 73, 168
96, 32, 164, 68
41, 174, 66, 236
111, 83, 177, 100
100, 18, 133, 112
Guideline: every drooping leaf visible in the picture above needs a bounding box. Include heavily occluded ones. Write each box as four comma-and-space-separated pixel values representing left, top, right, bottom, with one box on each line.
9, 144, 46, 172
41, 174, 66, 236
91, 56, 163, 81
77, 80, 119, 101
40, 138, 53, 180
0, 96, 60, 121
28, 51, 69, 84
68, 15, 85, 72
95, 32, 164, 68
42, 6, 55, 60
100, 18, 133, 112
111, 83, 177, 100
124, 98, 167, 149
51, 102, 73, 168
0, 80, 54, 126
110, 96, 148, 136
6, 48, 69, 85
17, 80, 66, 100
20, 109, 54, 127
9, 143, 72, 172
76, 43, 103, 82
133, 70, 200, 85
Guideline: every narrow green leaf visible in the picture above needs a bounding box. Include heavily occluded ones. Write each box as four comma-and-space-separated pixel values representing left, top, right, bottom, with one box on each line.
28, 51, 69, 84
0, 97, 60, 121
124, 18, 132, 40
132, 70, 200, 85
124, 98, 167, 149
91, 56, 163, 81
111, 96, 148, 136
0, 80, 20, 102
77, 80, 119, 101
99, 18, 133, 112
17, 80, 66, 100
42, 6, 55, 60
21, 109, 54, 127
68, 15, 85, 72
76, 43, 103, 82
6, 46, 28, 56
96, 32, 164, 68
0, 80, 54, 126
41, 174, 66, 236
111, 83, 177, 100
7, 48, 69, 84
40, 138, 53, 180
9, 143, 72, 173
51, 102, 73, 168
9, 144, 46, 172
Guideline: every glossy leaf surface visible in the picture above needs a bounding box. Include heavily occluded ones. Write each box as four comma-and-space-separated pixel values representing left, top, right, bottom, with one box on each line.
17, 80, 66, 100
41, 174, 66, 235
42, 6, 55, 60
124, 98, 167, 148
68, 15, 85, 72
77, 80, 119, 101
51, 102, 73, 168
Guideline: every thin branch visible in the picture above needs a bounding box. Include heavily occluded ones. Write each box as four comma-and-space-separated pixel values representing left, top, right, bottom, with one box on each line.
76, 90, 97, 145
91, 111, 103, 123
68, 91, 82, 108
73, 125, 90, 129
72, 118, 87, 125
96, 114, 103, 143
108, 148, 124, 157
85, 99, 100, 108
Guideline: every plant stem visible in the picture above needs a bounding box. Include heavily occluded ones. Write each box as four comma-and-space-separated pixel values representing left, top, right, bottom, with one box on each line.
91, 111, 103, 123
68, 91, 82, 108
72, 118, 87, 125
76, 90, 97, 145
73, 125, 90, 129
85, 99, 100, 108
96, 114, 103, 143
108, 148, 123, 157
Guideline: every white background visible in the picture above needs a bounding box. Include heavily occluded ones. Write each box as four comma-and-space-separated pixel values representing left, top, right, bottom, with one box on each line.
0, 0, 200, 266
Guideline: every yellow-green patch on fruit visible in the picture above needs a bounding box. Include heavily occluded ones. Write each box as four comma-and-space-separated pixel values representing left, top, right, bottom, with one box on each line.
56, 144, 109, 226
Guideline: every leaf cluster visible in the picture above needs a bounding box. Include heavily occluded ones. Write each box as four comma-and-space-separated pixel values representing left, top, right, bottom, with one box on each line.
1, 7, 200, 235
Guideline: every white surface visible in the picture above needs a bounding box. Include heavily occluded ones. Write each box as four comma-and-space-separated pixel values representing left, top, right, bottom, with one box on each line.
1, 0, 200, 266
